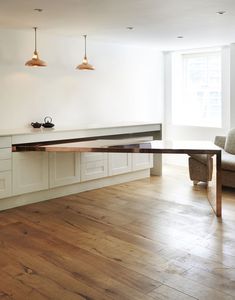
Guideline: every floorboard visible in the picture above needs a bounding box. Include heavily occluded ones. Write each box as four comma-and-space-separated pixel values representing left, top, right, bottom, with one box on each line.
0, 164, 235, 299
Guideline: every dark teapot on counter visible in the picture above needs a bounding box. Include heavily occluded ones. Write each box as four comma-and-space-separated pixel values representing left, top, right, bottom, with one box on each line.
42, 116, 55, 128
31, 122, 42, 128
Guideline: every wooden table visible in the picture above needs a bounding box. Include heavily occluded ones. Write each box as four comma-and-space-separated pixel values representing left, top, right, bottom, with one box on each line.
14, 139, 222, 217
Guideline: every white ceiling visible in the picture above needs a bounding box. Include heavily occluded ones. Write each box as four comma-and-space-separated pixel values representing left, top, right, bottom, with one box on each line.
0, 0, 235, 50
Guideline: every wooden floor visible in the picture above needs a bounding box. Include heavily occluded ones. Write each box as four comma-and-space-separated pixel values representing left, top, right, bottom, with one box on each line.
1, 165, 235, 300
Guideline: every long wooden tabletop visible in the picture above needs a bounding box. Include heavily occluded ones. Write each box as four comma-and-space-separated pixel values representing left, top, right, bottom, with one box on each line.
13, 138, 222, 217
13, 139, 221, 154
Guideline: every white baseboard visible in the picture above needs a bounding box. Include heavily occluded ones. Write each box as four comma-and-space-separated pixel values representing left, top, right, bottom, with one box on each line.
0, 169, 150, 211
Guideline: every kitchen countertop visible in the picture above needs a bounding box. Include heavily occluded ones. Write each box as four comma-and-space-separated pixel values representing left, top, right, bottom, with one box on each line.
0, 122, 162, 144
0, 122, 161, 137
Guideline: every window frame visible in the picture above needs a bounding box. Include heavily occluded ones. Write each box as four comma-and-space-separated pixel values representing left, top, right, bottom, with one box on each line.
172, 48, 222, 128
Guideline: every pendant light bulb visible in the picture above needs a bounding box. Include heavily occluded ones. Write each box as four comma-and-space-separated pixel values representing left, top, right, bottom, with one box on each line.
25, 27, 47, 67
76, 35, 94, 70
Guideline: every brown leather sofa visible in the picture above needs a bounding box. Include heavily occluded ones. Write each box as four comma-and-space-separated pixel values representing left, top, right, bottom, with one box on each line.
188, 129, 235, 188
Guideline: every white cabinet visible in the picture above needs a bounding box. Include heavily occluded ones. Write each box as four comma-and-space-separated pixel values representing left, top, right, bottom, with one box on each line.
107, 137, 153, 175
108, 153, 132, 176
0, 137, 11, 148
0, 148, 12, 160
0, 171, 11, 199
0, 138, 12, 199
81, 153, 108, 182
13, 152, 49, 195
49, 152, 81, 188
0, 159, 11, 172
132, 153, 153, 171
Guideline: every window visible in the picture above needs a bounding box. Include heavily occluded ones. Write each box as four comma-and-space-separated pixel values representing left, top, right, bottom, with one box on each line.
172, 50, 222, 127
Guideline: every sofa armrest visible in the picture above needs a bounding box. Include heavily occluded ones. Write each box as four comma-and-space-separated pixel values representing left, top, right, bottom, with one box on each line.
214, 136, 226, 149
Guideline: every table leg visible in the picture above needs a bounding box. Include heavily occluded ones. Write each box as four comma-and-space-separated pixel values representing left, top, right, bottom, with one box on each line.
207, 151, 222, 217
216, 151, 222, 217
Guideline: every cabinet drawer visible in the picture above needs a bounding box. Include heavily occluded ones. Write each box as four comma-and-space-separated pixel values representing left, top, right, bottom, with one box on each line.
49, 152, 81, 188
108, 153, 132, 176
0, 171, 12, 199
81, 152, 108, 163
132, 153, 153, 171
0, 137, 11, 148
0, 148, 11, 160
13, 152, 48, 195
81, 160, 108, 182
0, 159, 11, 171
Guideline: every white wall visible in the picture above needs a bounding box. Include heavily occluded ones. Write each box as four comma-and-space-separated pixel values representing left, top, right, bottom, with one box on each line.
0, 29, 163, 130
164, 46, 231, 166
230, 43, 235, 128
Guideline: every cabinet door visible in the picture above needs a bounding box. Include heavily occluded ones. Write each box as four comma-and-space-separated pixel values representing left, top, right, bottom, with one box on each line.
132, 153, 153, 171
81, 153, 108, 182
13, 152, 48, 195
0, 171, 11, 199
0, 148, 11, 160
81, 152, 107, 163
108, 153, 132, 176
0, 159, 11, 172
0, 137, 11, 148
49, 152, 80, 188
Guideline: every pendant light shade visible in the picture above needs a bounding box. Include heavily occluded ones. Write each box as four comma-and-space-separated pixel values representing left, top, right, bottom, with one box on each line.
25, 27, 47, 67
76, 35, 94, 70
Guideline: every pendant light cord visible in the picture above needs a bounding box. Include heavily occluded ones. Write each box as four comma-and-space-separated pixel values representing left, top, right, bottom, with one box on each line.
34, 27, 37, 52
84, 34, 87, 58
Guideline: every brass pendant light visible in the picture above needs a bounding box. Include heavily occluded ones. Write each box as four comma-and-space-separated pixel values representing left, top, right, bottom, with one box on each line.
76, 35, 94, 70
25, 27, 47, 67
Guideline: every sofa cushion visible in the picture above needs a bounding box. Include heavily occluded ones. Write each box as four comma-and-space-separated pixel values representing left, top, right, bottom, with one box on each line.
222, 150, 235, 171
224, 128, 235, 154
